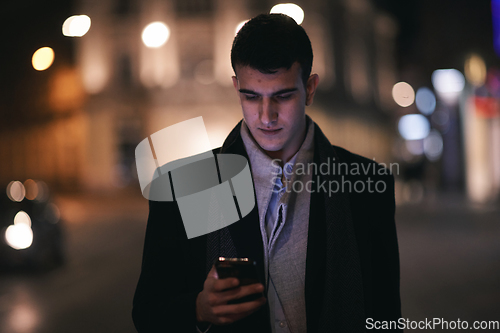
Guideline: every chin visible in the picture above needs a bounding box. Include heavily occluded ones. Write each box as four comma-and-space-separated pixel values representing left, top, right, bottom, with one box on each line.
248, 128, 284, 151
254, 140, 283, 153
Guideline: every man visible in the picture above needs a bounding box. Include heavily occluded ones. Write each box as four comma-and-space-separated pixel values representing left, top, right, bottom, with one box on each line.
133, 13, 401, 333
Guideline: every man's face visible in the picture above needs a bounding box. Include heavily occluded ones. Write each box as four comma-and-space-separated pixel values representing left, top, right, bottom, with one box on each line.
232, 62, 319, 162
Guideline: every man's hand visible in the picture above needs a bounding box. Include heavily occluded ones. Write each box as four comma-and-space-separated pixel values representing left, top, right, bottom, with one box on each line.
196, 266, 266, 325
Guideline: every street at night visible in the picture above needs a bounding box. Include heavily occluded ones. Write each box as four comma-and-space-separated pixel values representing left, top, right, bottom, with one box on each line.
1, 0, 500, 332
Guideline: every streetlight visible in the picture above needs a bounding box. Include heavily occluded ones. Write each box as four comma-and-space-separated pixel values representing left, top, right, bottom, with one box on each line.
415, 87, 437, 115
142, 22, 170, 48
431, 69, 465, 105
32, 47, 54, 71
392, 82, 415, 107
270, 3, 304, 25
464, 54, 486, 87
62, 15, 91, 37
398, 114, 430, 141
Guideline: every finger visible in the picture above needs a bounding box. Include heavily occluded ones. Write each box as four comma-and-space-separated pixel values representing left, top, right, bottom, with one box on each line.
213, 296, 267, 317
219, 283, 264, 303
203, 269, 217, 291
213, 277, 239, 292
208, 265, 218, 279
210, 297, 267, 325
204, 266, 225, 290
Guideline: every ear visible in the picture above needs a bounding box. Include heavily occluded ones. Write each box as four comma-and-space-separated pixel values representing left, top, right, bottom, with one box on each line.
232, 76, 239, 92
305, 74, 320, 106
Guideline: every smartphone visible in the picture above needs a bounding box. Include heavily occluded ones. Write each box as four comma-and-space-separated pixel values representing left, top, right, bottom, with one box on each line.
215, 257, 263, 304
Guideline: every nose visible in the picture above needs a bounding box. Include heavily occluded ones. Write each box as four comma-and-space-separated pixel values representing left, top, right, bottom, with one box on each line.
260, 98, 278, 127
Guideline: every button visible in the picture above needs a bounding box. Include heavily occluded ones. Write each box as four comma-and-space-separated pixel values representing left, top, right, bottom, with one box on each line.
279, 321, 286, 328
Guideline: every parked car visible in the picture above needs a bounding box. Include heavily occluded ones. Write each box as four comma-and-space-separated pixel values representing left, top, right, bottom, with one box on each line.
0, 180, 64, 271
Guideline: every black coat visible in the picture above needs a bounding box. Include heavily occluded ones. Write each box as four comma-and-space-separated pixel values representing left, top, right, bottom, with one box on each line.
132, 120, 402, 332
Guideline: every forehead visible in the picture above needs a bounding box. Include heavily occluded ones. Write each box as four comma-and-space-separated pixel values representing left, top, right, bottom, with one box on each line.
235, 62, 303, 91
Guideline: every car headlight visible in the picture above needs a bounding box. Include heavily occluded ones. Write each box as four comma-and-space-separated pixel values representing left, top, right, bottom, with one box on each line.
5, 224, 33, 250
5, 210, 34, 250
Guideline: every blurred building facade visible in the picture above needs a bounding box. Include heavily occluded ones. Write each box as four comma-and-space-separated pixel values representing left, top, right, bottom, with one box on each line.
462, 67, 500, 204
0, 0, 399, 192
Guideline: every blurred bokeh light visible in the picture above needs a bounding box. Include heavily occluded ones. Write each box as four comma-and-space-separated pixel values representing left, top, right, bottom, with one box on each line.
405, 139, 424, 156
5, 223, 33, 250
62, 15, 91, 37
142, 22, 170, 48
423, 129, 444, 161
392, 82, 415, 107
398, 114, 430, 140
31, 47, 54, 71
270, 3, 304, 25
464, 54, 487, 87
431, 69, 465, 103
6, 181, 26, 202
14, 211, 32, 228
35, 180, 50, 202
9, 303, 38, 333
24, 179, 39, 200
415, 87, 436, 115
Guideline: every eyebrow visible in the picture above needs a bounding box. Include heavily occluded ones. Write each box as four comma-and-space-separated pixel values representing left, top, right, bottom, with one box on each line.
238, 88, 298, 96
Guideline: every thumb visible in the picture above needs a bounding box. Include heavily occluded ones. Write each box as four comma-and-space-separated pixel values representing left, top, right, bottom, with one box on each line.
208, 265, 219, 279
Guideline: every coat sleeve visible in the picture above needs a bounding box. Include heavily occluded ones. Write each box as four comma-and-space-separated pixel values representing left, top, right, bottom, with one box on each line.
132, 199, 203, 333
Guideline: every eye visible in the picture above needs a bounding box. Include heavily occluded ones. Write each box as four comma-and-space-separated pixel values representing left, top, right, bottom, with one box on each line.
276, 93, 293, 101
243, 94, 259, 101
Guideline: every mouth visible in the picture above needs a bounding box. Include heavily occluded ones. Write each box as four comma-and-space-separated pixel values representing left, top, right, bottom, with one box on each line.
259, 128, 282, 136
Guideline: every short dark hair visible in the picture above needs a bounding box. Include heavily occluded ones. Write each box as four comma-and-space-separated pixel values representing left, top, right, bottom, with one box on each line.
231, 13, 313, 85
